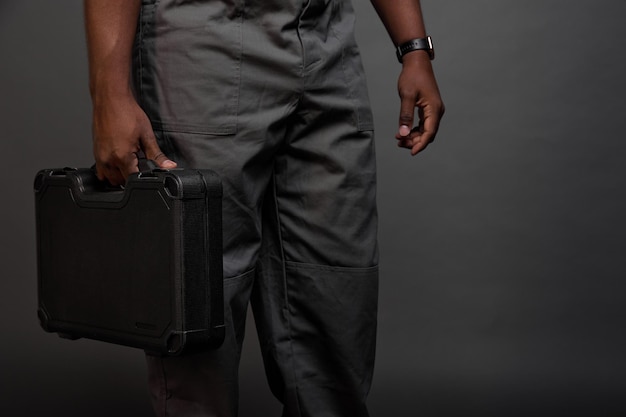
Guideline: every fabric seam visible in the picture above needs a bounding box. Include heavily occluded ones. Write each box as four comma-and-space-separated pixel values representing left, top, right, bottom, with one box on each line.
271, 164, 303, 417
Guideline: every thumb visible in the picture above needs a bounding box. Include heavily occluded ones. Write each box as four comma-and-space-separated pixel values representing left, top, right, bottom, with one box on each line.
140, 131, 177, 169
398, 92, 416, 137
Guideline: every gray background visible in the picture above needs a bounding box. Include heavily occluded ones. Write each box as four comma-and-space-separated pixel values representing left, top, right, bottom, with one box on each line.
2, 1, 625, 416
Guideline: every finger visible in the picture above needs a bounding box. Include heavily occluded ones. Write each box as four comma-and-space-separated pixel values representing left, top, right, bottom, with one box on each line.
115, 151, 140, 183
421, 98, 445, 141
99, 163, 126, 187
141, 132, 177, 169
418, 111, 439, 146
410, 139, 430, 156
396, 136, 413, 149
94, 162, 106, 182
397, 140, 409, 149
112, 166, 128, 186
152, 152, 177, 169
409, 105, 443, 155
409, 132, 433, 155
408, 128, 431, 156
398, 91, 417, 137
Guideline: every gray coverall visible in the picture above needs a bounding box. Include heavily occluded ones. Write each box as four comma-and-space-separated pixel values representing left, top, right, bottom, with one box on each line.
135, 1, 379, 416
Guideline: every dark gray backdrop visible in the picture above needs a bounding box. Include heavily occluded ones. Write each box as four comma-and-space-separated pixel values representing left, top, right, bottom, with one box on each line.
2, 1, 625, 416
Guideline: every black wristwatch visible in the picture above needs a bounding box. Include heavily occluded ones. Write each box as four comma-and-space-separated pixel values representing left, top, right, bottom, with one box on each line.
396, 36, 434, 63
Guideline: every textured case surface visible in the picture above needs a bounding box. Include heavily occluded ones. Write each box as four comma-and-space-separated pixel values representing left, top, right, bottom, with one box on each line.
34, 167, 224, 355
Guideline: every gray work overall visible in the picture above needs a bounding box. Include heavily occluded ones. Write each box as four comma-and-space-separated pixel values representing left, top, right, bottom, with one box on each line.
134, 1, 378, 416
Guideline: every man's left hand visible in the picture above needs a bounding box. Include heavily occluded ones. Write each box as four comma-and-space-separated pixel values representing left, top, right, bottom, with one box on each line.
395, 51, 445, 155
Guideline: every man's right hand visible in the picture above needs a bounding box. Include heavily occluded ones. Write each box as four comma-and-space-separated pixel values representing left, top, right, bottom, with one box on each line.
85, 0, 176, 186
92, 94, 176, 186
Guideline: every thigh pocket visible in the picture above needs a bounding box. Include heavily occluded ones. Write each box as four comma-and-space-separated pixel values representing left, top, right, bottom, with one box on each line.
137, 0, 243, 135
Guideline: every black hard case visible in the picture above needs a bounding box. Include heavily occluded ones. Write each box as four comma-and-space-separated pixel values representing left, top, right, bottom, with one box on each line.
34, 167, 225, 355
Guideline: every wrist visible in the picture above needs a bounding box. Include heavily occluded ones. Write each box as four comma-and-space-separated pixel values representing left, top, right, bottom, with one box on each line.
90, 81, 134, 107
400, 49, 433, 69
89, 66, 133, 99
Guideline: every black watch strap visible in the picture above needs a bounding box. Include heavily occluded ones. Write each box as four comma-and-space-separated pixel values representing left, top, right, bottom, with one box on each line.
396, 36, 434, 63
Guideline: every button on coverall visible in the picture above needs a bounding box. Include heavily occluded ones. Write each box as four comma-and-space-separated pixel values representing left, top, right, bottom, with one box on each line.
135, 0, 379, 416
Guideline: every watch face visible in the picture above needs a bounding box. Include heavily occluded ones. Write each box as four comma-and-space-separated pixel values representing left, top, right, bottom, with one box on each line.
426, 36, 435, 60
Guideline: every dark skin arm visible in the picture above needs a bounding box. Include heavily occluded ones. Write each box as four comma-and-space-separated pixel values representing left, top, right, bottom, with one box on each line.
370, 0, 445, 155
84, 0, 176, 186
